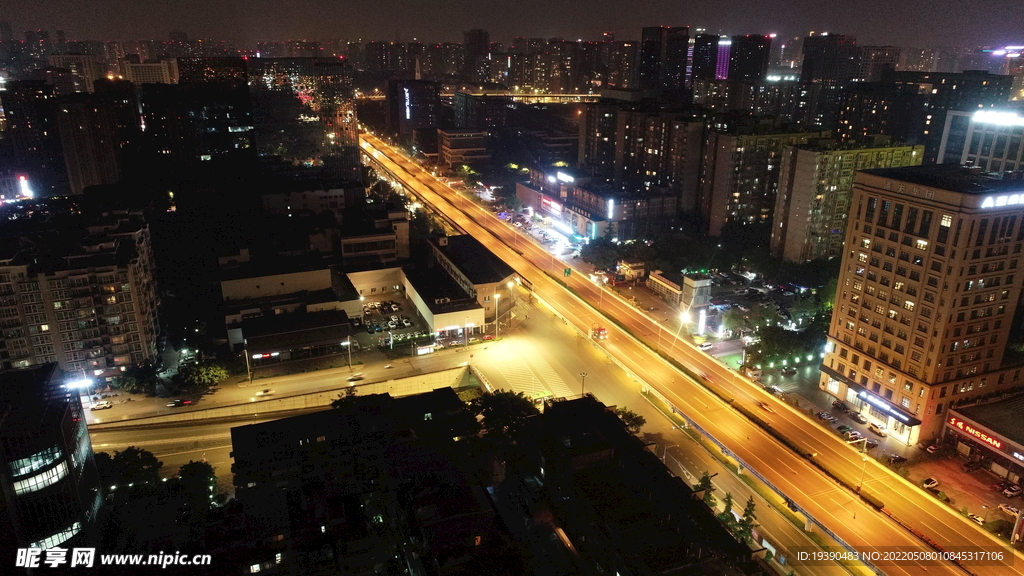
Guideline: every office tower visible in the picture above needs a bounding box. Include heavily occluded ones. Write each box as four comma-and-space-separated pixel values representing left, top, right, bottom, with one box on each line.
247, 57, 359, 183
119, 58, 178, 84
0, 364, 102, 552
463, 28, 490, 83
820, 164, 1024, 444
838, 70, 1014, 164
0, 80, 68, 196
938, 109, 1024, 173
46, 54, 103, 93
801, 33, 860, 87
775, 36, 804, 74
24, 29, 51, 59
638, 26, 689, 91
691, 34, 719, 81
606, 41, 637, 88
728, 35, 772, 83
453, 91, 509, 130
715, 38, 731, 80
386, 79, 440, 141
859, 46, 901, 82
547, 40, 579, 93
771, 137, 924, 262
698, 125, 830, 236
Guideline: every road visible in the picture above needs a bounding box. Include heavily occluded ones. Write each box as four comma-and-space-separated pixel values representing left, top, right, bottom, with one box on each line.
361, 133, 1017, 576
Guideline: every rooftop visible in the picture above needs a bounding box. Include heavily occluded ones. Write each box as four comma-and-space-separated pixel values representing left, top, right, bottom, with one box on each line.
403, 266, 481, 315
242, 310, 352, 354
431, 235, 514, 285
862, 165, 1024, 195
954, 392, 1024, 448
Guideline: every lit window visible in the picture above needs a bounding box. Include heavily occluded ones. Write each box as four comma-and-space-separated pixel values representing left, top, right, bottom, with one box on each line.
250, 564, 261, 574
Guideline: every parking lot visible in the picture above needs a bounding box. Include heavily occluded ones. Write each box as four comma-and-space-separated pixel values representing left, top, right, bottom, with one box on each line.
353, 297, 434, 353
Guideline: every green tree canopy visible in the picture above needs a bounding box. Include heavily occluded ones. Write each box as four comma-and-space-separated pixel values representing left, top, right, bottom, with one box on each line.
108, 446, 163, 486
470, 389, 539, 441
111, 363, 159, 395
614, 407, 647, 434
176, 362, 227, 390
177, 460, 217, 509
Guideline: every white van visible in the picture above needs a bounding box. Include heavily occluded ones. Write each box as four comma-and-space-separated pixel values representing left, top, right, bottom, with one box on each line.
868, 423, 888, 437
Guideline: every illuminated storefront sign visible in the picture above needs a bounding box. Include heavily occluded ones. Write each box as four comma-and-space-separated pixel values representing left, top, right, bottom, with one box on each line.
973, 110, 1024, 127
556, 171, 574, 183
948, 416, 1003, 449
980, 194, 1024, 209
856, 390, 918, 425
541, 197, 563, 216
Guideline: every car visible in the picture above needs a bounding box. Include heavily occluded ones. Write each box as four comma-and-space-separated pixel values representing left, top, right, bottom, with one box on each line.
391, 315, 399, 322
1004, 485, 1023, 499
888, 454, 908, 465
816, 411, 831, 420
388, 320, 397, 329
366, 324, 375, 334
868, 423, 887, 436
961, 460, 983, 473
993, 480, 1013, 492
167, 399, 192, 408
698, 342, 714, 351
926, 444, 941, 454
781, 366, 797, 376
347, 373, 364, 382
90, 400, 113, 410
844, 431, 864, 441
699, 373, 713, 383
850, 412, 869, 424
922, 478, 939, 489
255, 389, 274, 396
402, 319, 412, 327
865, 440, 879, 450
836, 424, 853, 433
832, 400, 849, 412
998, 504, 1021, 517
757, 401, 775, 413
764, 385, 784, 397
736, 305, 750, 312
482, 334, 495, 341
967, 513, 985, 526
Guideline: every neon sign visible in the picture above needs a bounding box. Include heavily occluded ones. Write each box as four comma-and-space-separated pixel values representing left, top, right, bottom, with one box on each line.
980, 194, 1024, 209
541, 197, 563, 216
857, 390, 914, 424
948, 416, 1003, 449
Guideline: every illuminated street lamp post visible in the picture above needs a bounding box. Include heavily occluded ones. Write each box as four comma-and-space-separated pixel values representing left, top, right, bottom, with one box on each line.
494, 294, 501, 338
580, 372, 588, 397
856, 457, 869, 491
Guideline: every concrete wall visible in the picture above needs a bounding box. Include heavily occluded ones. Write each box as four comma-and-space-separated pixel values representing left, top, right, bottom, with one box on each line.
89, 367, 470, 429
221, 269, 332, 301
347, 267, 404, 300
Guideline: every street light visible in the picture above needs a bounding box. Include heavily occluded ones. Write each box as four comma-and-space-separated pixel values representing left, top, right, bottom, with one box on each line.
494, 294, 501, 339
580, 372, 588, 396
856, 457, 868, 491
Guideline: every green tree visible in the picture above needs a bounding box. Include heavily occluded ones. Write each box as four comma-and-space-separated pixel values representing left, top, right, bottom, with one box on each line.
722, 308, 747, 333
696, 471, 717, 507
719, 492, 736, 527
110, 446, 163, 486
614, 407, 647, 434
177, 362, 227, 390
177, 460, 217, 509
579, 238, 620, 271
735, 496, 757, 542
331, 386, 358, 408
111, 363, 159, 395
470, 389, 539, 441
818, 277, 838, 311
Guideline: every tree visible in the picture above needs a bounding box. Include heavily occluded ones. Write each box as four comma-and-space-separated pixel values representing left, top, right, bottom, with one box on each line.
722, 307, 747, 333
818, 276, 838, 311
177, 460, 217, 509
111, 363, 159, 395
176, 362, 227, 390
110, 446, 163, 486
615, 407, 646, 434
735, 496, 758, 542
696, 471, 717, 507
719, 492, 735, 527
470, 389, 539, 441
331, 386, 358, 408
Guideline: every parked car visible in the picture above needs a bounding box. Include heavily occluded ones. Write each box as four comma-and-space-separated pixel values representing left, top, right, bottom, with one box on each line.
781, 366, 797, 376
764, 385, 784, 397
402, 319, 412, 328
844, 431, 864, 441
850, 412, 869, 424
167, 399, 192, 408
888, 454, 908, 465
926, 444, 941, 454
867, 423, 887, 436
482, 334, 495, 341
865, 440, 879, 450
90, 400, 113, 410
922, 478, 939, 489
255, 389, 274, 396
836, 424, 853, 433
816, 411, 831, 420
994, 480, 1014, 492
1003, 485, 1023, 499
698, 342, 713, 351
347, 373, 364, 382
961, 460, 983, 473
998, 504, 1021, 516
967, 513, 985, 525
832, 400, 849, 412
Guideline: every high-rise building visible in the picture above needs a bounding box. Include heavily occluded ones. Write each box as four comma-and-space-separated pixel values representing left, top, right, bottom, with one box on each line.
578, 102, 620, 182
56, 95, 125, 193
699, 125, 830, 236
938, 109, 1024, 172
638, 26, 689, 91
0, 21, 13, 42
606, 41, 637, 88
771, 137, 924, 262
728, 35, 772, 83
800, 33, 860, 128
385, 79, 440, 142
453, 91, 509, 130
0, 212, 160, 377
691, 34, 719, 81
838, 70, 1014, 164
820, 164, 1024, 444
715, 38, 731, 80
858, 46, 901, 82
463, 29, 490, 83
119, 58, 178, 84
46, 54, 103, 93
0, 364, 102, 552
614, 109, 705, 210
0, 80, 68, 196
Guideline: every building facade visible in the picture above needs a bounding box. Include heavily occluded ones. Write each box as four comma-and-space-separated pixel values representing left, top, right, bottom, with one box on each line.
771, 138, 924, 262
819, 165, 1024, 446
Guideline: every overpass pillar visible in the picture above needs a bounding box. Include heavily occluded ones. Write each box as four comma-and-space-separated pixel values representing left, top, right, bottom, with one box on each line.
803, 519, 815, 533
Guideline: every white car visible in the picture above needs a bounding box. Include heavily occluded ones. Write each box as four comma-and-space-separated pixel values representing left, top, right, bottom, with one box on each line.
922, 478, 939, 490
90, 400, 113, 410
255, 389, 274, 396
698, 342, 713, 351
967, 513, 985, 526
868, 423, 888, 437
998, 504, 1021, 517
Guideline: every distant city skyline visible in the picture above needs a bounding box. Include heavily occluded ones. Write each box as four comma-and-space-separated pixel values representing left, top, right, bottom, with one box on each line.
0, 0, 1021, 49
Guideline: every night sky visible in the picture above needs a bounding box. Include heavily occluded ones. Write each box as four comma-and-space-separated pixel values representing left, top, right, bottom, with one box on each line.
3, 0, 1022, 48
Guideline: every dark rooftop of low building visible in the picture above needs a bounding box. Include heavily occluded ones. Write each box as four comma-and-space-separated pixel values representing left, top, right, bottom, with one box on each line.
218, 253, 337, 283
862, 164, 1024, 195
242, 310, 352, 354
954, 392, 1024, 448
403, 266, 481, 315
430, 235, 514, 285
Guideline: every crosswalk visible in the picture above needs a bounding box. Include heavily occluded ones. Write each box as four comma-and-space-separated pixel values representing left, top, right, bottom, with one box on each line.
483, 351, 576, 400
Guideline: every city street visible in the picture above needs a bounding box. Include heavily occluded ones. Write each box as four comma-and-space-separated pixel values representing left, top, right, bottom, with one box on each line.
361, 132, 1020, 575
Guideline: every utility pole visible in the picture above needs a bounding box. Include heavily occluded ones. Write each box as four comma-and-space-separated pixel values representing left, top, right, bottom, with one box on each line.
580, 372, 588, 396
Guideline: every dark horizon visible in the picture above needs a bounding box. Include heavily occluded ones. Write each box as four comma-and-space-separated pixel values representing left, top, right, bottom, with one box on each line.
2, 0, 1022, 49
